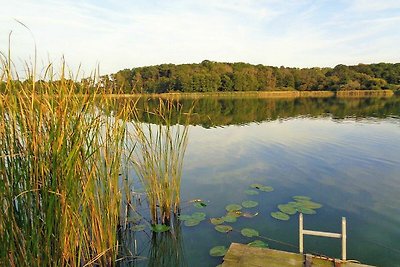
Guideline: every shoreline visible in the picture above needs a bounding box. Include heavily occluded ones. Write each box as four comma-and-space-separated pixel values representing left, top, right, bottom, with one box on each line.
105, 89, 395, 99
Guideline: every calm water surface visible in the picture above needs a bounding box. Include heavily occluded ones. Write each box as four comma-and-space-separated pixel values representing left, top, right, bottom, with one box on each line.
129, 96, 400, 267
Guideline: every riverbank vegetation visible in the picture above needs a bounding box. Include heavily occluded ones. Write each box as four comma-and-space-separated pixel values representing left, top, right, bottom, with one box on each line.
1, 61, 400, 95
108, 61, 400, 93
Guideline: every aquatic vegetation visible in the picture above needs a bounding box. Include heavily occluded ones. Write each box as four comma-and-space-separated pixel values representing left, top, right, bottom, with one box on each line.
248, 240, 268, 248
215, 225, 233, 233
226, 204, 242, 212
242, 212, 259, 218
210, 218, 225, 225
244, 189, 259, 195
241, 228, 259, 237
179, 212, 206, 226
242, 200, 259, 208
192, 212, 207, 220
131, 99, 191, 224
193, 201, 207, 208
293, 196, 312, 201
250, 183, 274, 192
130, 224, 146, 231
222, 215, 238, 223
152, 224, 171, 232
184, 219, 201, 227
0, 58, 137, 265
271, 212, 290, 221
209, 246, 228, 257
277, 204, 297, 215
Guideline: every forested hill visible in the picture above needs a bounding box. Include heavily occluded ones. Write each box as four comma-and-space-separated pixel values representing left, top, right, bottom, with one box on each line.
103, 61, 400, 93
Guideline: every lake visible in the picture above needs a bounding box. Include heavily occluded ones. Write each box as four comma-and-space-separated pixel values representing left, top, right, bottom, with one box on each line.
125, 96, 400, 267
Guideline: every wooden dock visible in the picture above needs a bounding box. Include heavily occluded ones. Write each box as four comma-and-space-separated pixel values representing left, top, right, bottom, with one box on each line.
222, 243, 374, 267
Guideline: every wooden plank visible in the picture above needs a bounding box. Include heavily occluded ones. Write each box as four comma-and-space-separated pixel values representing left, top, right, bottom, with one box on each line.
222, 243, 375, 267
299, 213, 304, 254
303, 230, 342, 238
342, 217, 347, 261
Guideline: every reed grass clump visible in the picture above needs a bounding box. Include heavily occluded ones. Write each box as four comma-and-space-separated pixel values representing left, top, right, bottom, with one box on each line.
131, 99, 191, 225
0, 55, 135, 266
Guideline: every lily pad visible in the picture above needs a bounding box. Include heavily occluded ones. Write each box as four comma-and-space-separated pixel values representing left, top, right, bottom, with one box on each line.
225, 204, 242, 212
227, 211, 242, 218
130, 224, 146, 231
296, 207, 317, 215
244, 189, 259, 195
192, 212, 207, 221
271, 211, 290, 221
258, 185, 274, 192
215, 225, 233, 233
151, 224, 170, 232
193, 202, 207, 208
209, 246, 228, 257
178, 214, 192, 221
242, 200, 258, 208
293, 195, 312, 201
210, 218, 225, 225
278, 204, 297, 215
250, 183, 263, 189
296, 200, 322, 209
248, 240, 268, 248
126, 214, 143, 223
241, 228, 259, 237
184, 218, 201, 227
222, 215, 237, 223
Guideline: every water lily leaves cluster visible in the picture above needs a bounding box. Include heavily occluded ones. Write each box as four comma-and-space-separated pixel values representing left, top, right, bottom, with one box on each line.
225, 204, 242, 212
270, 196, 322, 221
179, 212, 207, 226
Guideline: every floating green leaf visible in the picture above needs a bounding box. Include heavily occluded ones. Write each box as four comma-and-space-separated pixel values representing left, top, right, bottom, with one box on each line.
278, 204, 297, 215
248, 240, 268, 248
296, 207, 317, 215
210, 218, 225, 225
209, 246, 228, 257
222, 215, 237, 223
227, 211, 242, 218
293, 196, 311, 201
241, 228, 259, 237
258, 185, 274, 192
225, 204, 242, 212
130, 224, 146, 231
184, 218, 201, 227
242, 200, 258, 208
271, 211, 290, 221
192, 212, 207, 221
193, 202, 207, 208
250, 183, 263, 189
244, 189, 259, 195
178, 214, 192, 221
126, 214, 143, 223
151, 224, 170, 232
296, 200, 322, 209
215, 225, 233, 233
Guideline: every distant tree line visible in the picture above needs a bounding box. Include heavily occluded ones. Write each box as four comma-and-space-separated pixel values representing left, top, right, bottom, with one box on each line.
105, 61, 400, 93
1, 61, 400, 94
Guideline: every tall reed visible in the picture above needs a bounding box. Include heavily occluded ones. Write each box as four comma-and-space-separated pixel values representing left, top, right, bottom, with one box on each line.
0, 55, 134, 266
130, 99, 191, 225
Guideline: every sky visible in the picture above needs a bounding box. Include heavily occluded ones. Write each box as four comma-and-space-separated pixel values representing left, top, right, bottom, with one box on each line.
1, 0, 400, 76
